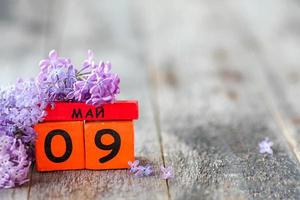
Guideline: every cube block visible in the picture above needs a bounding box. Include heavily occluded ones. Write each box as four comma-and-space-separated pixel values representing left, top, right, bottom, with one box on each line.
34, 121, 85, 171
34, 101, 138, 172
84, 121, 134, 170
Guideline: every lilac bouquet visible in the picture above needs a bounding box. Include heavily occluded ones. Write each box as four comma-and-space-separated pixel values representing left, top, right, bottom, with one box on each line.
0, 50, 120, 188
38, 50, 120, 106
0, 80, 46, 188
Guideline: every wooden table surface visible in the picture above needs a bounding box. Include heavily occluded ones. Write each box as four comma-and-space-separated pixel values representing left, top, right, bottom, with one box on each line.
1, 0, 300, 199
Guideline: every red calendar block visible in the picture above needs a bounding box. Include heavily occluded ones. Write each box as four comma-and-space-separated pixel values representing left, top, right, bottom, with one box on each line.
34, 100, 138, 171
44, 101, 138, 121
84, 121, 134, 170
34, 121, 85, 171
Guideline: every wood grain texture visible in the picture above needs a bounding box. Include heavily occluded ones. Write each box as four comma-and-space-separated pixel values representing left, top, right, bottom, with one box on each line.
136, 0, 300, 199
229, 0, 300, 163
28, 0, 168, 199
1, 0, 300, 199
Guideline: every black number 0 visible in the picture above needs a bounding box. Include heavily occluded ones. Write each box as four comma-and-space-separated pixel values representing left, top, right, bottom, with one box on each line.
95, 129, 121, 163
44, 129, 73, 163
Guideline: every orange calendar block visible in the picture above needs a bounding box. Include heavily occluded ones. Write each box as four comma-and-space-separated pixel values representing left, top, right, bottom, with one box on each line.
34, 121, 85, 171
84, 121, 134, 170
34, 101, 138, 171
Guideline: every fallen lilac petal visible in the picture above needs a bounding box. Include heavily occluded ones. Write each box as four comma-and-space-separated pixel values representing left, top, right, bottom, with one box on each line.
160, 166, 174, 179
133, 164, 153, 177
143, 164, 153, 176
134, 168, 145, 178
259, 138, 273, 155
128, 160, 140, 173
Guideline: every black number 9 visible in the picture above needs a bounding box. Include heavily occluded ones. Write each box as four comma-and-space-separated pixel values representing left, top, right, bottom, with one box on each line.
94, 129, 121, 163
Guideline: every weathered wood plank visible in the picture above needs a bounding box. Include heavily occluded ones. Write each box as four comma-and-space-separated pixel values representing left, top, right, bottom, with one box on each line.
28, 0, 168, 199
229, 0, 300, 163
136, 0, 300, 199
2, 0, 300, 199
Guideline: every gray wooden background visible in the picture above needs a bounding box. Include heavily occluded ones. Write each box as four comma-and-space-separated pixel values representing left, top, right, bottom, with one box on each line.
1, 0, 300, 199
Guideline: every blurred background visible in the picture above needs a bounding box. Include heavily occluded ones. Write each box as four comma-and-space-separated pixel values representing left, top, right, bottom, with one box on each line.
2, 0, 300, 86
2, 0, 300, 124
0, 0, 146, 88
1, 0, 300, 120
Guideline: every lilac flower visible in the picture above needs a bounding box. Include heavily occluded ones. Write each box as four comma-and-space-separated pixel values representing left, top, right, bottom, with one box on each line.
0, 81, 43, 189
81, 50, 97, 71
38, 50, 120, 106
128, 160, 154, 177
134, 164, 153, 177
68, 50, 120, 106
0, 80, 46, 144
141, 164, 153, 176
128, 160, 140, 173
39, 50, 71, 70
160, 166, 174, 179
134, 168, 145, 178
86, 62, 120, 106
259, 138, 273, 155
37, 50, 77, 104
0, 135, 31, 188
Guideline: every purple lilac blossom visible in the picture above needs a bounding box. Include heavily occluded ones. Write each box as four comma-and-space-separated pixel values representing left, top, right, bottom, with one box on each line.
0, 50, 121, 188
134, 165, 153, 177
128, 160, 140, 173
160, 166, 174, 179
0, 79, 45, 189
128, 160, 153, 177
136, 164, 153, 177
134, 168, 145, 178
259, 138, 273, 155
0, 135, 31, 188
0, 80, 46, 144
67, 50, 120, 106
37, 50, 77, 104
